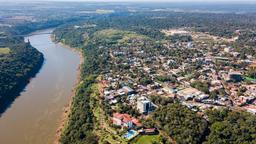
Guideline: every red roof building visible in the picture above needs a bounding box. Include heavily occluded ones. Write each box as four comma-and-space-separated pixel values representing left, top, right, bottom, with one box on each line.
112, 113, 142, 129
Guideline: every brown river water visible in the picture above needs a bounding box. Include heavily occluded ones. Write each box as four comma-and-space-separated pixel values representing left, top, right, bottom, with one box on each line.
0, 29, 80, 144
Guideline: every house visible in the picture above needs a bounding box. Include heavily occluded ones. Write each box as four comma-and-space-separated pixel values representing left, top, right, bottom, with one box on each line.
112, 113, 141, 129
249, 62, 256, 70
245, 85, 256, 97
195, 94, 209, 102
112, 113, 133, 128
238, 96, 255, 106
224, 47, 231, 53
117, 88, 126, 96
141, 128, 157, 135
122, 86, 135, 95
163, 85, 177, 94
243, 105, 256, 114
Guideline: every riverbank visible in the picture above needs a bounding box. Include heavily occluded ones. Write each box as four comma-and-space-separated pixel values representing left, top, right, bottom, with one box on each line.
53, 39, 84, 144
0, 39, 44, 116
0, 29, 81, 144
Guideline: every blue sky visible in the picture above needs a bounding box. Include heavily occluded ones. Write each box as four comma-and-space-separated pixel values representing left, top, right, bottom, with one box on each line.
1, 0, 256, 3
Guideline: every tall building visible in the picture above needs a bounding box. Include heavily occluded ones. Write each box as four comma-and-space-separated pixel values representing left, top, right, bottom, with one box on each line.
137, 97, 152, 114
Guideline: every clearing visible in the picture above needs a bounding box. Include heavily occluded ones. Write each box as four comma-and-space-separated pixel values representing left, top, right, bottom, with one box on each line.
0, 47, 10, 54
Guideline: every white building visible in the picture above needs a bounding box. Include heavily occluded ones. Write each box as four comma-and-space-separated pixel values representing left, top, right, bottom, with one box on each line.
137, 97, 152, 114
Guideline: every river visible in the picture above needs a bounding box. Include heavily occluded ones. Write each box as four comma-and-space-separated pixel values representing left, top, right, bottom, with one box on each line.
0, 29, 81, 144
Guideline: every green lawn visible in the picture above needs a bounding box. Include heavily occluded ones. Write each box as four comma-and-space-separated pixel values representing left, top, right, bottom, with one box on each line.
244, 76, 256, 82
134, 135, 162, 144
0, 47, 10, 54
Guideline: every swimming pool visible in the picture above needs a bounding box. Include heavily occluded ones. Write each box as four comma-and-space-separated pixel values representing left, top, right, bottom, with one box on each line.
123, 129, 138, 140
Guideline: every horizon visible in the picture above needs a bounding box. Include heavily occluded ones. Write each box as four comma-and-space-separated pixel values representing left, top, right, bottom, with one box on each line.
1, 0, 256, 4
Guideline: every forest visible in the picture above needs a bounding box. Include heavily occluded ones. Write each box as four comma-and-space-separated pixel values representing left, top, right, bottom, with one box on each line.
0, 36, 43, 114
143, 103, 256, 144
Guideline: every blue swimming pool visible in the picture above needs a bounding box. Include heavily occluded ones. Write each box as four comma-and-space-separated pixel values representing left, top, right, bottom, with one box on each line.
123, 130, 138, 140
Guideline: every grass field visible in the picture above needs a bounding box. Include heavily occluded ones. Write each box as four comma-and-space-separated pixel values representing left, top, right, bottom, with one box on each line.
96, 9, 115, 14
93, 29, 151, 47
245, 76, 256, 82
134, 135, 162, 144
0, 47, 10, 54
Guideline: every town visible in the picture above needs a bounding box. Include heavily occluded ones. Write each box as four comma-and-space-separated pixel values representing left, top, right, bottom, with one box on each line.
1, 1, 256, 144
97, 28, 256, 141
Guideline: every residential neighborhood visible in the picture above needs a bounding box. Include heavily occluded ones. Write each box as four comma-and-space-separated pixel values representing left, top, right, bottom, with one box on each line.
98, 28, 256, 141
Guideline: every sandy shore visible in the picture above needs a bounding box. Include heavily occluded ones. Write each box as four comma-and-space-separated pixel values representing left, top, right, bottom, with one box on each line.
51, 35, 84, 144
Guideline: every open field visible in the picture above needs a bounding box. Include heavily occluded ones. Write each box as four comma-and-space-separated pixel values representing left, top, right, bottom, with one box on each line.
96, 9, 115, 14
0, 47, 10, 54
133, 135, 162, 144
162, 28, 239, 42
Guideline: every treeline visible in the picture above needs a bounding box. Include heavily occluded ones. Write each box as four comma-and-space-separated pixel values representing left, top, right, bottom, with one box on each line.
54, 11, 256, 43
60, 75, 98, 144
13, 16, 89, 36
151, 104, 208, 144
59, 25, 110, 144
0, 36, 44, 114
91, 12, 256, 38
145, 103, 256, 144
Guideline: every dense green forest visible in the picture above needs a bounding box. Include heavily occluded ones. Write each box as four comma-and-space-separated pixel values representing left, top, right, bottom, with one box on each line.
0, 36, 43, 114
206, 109, 256, 144
54, 11, 256, 48
143, 103, 256, 144
151, 104, 209, 144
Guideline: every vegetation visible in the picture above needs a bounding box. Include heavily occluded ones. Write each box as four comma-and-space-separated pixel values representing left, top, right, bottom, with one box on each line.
0, 37, 43, 114
167, 34, 193, 43
51, 6, 256, 144
151, 104, 208, 144
206, 109, 256, 144
133, 135, 164, 144
60, 75, 98, 144
191, 81, 210, 94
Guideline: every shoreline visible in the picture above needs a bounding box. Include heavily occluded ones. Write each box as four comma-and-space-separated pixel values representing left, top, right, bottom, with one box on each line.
52, 36, 84, 144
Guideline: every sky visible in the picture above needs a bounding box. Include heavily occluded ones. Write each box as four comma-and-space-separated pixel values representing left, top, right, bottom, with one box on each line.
1, 0, 256, 3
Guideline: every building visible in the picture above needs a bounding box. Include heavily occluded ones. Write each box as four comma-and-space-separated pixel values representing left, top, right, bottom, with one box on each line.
137, 97, 153, 114
113, 113, 133, 128
187, 42, 193, 48
224, 47, 231, 53
112, 113, 141, 129
122, 86, 135, 95
244, 105, 256, 114
249, 62, 256, 70
228, 71, 243, 82
177, 87, 202, 100
140, 128, 157, 135
245, 84, 256, 96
